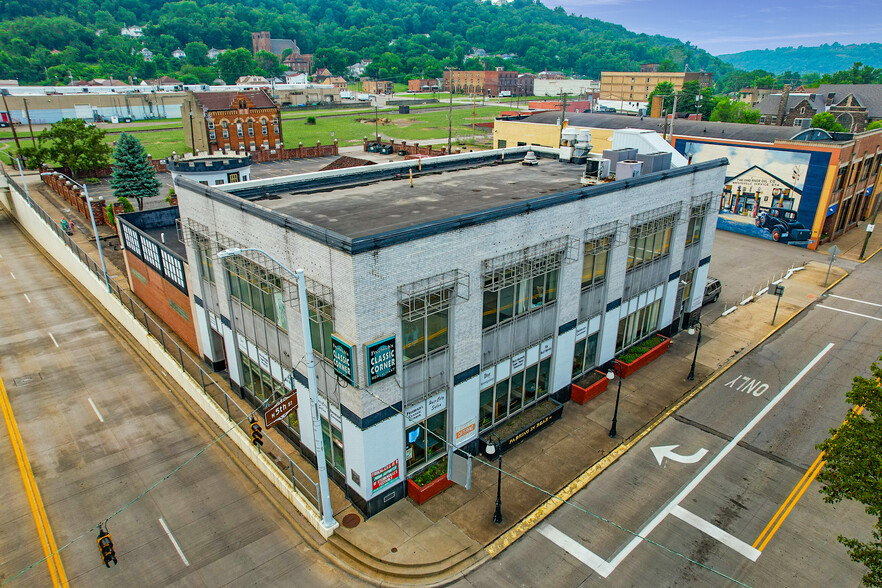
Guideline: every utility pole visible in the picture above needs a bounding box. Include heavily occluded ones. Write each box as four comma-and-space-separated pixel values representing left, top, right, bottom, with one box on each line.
1, 91, 22, 153
558, 91, 569, 146
669, 93, 679, 142
447, 87, 453, 153
472, 93, 476, 144
23, 99, 36, 147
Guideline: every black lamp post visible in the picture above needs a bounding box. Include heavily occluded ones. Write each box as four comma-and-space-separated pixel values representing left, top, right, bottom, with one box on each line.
484, 433, 503, 524
687, 321, 703, 381
606, 364, 623, 438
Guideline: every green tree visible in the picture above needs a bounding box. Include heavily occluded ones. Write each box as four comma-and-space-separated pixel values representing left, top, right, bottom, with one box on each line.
110, 133, 160, 211
255, 50, 284, 78
647, 81, 675, 113
709, 97, 760, 124
217, 48, 255, 83
811, 112, 846, 132
867, 121, 882, 131
185, 41, 209, 67
41, 119, 112, 177
816, 356, 882, 586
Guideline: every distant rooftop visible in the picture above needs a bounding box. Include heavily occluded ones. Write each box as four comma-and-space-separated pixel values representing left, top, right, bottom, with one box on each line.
176, 148, 728, 254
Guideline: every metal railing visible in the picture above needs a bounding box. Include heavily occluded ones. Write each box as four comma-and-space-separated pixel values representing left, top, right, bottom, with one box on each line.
3, 170, 321, 508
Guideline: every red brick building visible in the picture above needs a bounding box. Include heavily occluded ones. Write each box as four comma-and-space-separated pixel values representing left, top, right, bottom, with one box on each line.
443, 69, 519, 96
363, 80, 393, 94
408, 78, 439, 92
117, 208, 200, 354
184, 90, 283, 154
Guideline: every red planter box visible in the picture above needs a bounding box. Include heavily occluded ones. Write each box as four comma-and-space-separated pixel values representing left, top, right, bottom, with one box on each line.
407, 474, 454, 505
570, 371, 610, 404
614, 336, 671, 378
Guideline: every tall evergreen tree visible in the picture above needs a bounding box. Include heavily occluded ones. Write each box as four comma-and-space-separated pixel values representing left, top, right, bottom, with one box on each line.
110, 133, 160, 211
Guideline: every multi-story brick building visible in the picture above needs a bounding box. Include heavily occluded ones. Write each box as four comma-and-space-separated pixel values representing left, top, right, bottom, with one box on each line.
174, 146, 725, 518
363, 80, 393, 94
600, 71, 713, 105
757, 84, 882, 132
182, 90, 283, 154
443, 69, 521, 96
408, 78, 439, 92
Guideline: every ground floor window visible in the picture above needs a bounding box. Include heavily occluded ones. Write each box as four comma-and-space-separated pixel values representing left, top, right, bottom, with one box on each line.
572, 332, 599, 379
479, 357, 550, 432
405, 410, 446, 473
616, 299, 661, 352
321, 417, 345, 475
239, 354, 299, 436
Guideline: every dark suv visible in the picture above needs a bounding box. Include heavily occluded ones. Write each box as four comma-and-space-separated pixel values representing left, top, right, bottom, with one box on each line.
755, 207, 811, 243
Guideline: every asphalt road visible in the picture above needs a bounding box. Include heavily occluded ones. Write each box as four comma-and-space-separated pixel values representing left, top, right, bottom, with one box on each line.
460, 254, 880, 586
0, 212, 361, 587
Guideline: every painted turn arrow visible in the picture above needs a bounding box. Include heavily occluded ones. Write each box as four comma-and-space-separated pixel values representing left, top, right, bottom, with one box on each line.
651, 445, 708, 466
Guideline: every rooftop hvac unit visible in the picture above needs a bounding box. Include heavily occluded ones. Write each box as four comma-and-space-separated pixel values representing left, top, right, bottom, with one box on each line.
559, 127, 578, 161
602, 147, 637, 167
583, 157, 611, 181
635, 151, 672, 174
616, 160, 643, 179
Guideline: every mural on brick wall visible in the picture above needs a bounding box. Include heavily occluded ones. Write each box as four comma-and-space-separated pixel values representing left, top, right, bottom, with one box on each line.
676, 140, 831, 248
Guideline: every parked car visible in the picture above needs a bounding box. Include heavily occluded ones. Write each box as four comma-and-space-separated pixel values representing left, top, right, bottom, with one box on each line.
703, 277, 722, 306
755, 207, 811, 242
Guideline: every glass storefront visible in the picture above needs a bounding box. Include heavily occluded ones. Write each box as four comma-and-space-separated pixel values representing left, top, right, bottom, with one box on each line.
479, 355, 551, 432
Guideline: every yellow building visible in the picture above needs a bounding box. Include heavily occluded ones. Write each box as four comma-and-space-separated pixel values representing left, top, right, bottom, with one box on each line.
600, 71, 713, 103
493, 118, 614, 153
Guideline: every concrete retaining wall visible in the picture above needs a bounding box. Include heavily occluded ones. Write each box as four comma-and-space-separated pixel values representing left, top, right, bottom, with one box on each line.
0, 172, 334, 538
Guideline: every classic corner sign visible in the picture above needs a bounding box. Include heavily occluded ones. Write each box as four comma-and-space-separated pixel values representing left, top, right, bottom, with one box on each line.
366, 335, 397, 386
331, 334, 356, 386
265, 392, 298, 429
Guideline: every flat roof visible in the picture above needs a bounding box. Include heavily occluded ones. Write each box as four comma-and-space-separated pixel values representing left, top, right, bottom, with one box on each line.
178, 149, 728, 254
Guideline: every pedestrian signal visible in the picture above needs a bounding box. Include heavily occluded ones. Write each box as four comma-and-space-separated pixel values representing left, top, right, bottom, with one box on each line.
250, 417, 264, 448
97, 524, 118, 567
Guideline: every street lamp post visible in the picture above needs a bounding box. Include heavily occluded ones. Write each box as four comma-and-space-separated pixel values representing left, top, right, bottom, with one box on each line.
218, 247, 336, 532
687, 321, 703, 381
606, 364, 623, 438
484, 433, 503, 524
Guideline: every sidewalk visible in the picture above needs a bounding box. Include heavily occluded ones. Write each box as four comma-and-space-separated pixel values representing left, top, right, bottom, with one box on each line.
817, 218, 882, 263
11, 167, 849, 585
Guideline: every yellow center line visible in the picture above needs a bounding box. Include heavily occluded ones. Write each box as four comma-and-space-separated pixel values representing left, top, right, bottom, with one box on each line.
0, 375, 67, 587
754, 404, 864, 552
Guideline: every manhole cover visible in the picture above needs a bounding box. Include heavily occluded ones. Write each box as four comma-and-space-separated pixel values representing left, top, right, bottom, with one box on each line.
341, 514, 361, 529
13, 374, 42, 387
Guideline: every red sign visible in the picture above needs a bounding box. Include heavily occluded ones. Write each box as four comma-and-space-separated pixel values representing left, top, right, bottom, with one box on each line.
264, 392, 298, 429
371, 459, 400, 492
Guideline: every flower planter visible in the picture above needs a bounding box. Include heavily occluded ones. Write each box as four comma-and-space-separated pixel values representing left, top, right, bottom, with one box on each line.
480, 398, 565, 456
570, 370, 610, 404
407, 474, 454, 505
614, 335, 671, 378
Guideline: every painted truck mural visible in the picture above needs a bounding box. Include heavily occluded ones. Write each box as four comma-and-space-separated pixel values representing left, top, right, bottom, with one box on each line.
675, 140, 831, 248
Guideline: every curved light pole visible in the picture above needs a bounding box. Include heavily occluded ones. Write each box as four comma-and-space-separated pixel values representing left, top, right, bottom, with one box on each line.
484, 432, 503, 525
687, 321, 702, 381
606, 363, 623, 438
218, 247, 335, 532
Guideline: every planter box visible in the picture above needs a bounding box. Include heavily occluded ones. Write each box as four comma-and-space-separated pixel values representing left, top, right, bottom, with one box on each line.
614, 335, 671, 378
480, 399, 565, 456
571, 370, 610, 404
407, 474, 454, 505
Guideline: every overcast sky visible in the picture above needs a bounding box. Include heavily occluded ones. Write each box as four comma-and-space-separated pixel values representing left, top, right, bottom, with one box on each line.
542, 0, 882, 55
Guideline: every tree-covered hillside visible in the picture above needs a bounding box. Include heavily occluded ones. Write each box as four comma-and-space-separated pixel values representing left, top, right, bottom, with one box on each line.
0, 0, 735, 85
719, 43, 882, 75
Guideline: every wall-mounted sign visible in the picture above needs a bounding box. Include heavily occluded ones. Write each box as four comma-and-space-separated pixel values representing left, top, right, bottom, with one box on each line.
404, 402, 426, 425
366, 336, 397, 386
511, 352, 526, 373
331, 334, 356, 386
372, 459, 400, 492
540, 339, 553, 359
427, 390, 446, 417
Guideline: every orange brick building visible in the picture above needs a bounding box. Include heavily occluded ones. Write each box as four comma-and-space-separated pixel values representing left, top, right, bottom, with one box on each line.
183, 90, 283, 154
363, 80, 393, 94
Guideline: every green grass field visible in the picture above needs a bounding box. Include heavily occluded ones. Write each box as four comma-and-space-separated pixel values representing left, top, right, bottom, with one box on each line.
1, 104, 506, 162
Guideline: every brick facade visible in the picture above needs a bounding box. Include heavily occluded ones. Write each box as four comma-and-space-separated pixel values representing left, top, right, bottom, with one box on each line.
363, 80, 393, 94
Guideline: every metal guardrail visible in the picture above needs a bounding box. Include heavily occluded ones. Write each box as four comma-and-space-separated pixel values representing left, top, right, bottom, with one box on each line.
3, 170, 321, 508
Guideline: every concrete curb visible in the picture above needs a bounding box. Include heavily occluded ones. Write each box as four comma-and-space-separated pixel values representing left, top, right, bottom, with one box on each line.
483, 268, 850, 560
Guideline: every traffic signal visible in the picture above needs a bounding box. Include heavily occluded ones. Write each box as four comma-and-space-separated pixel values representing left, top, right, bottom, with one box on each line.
96, 524, 118, 567
250, 417, 263, 448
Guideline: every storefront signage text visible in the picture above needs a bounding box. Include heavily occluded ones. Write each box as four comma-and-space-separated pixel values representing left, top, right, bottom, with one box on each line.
331, 334, 356, 386
366, 336, 397, 386
372, 459, 400, 492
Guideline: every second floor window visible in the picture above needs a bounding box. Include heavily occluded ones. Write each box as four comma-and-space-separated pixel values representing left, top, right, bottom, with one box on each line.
483, 258, 559, 329
308, 293, 334, 359
581, 235, 611, 290
686, 204, 709, 246
627, 215, 674, 270
226, 260, 286, 330
401, 289, 451, 363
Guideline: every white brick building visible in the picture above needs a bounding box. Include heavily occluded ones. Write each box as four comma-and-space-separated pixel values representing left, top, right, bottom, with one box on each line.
174, 147, 726, 517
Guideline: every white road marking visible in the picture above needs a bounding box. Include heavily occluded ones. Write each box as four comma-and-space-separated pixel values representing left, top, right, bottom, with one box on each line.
650, 445, 708, 466
670, 505, 761, 561
828, 294, 882, 308
23, 294, 31, 304
817, 305, 882, 322
87, 398, 104, 423
537, 524, 613, 576
48, 332, 59, 347
159, 518, 190, 566
10, 272, 15, 280
539, 343, 834, 577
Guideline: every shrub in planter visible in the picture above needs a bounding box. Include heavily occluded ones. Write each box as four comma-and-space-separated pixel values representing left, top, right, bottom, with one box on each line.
614, 335, 671, 377
407, 457, 453, 504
